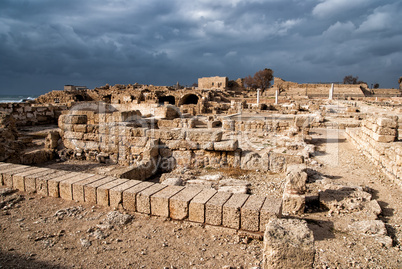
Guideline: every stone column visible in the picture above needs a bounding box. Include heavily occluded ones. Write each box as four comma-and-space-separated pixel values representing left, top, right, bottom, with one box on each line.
257, 88, 260, 106
275, 90, 279, 105
329, 83, 334, 100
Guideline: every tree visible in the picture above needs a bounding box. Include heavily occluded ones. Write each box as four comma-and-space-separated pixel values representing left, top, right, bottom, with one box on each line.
244, 68, 274, 91
373, 83, 379, 89
343, 75, 366, 85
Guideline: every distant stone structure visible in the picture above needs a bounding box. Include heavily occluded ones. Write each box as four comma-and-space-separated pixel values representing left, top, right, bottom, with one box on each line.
64, 85, 88, 91
198, 76, 228, 90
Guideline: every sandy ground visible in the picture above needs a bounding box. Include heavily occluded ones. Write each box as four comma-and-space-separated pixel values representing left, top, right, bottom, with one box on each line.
1, 128, 402, 268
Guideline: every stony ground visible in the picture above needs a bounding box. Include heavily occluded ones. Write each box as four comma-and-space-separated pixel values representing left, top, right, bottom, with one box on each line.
1, 128, 402, 268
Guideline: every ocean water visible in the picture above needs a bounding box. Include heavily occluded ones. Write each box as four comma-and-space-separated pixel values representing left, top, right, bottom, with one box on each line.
0, 95, 37, 103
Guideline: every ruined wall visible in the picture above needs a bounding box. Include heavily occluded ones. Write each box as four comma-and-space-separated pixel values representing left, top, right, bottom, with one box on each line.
0, 103, 67, 126
346, 115, 402, 186
198, 76, 228, 90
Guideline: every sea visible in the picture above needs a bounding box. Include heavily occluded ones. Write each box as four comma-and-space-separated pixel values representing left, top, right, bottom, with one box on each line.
0, 95, 37, 103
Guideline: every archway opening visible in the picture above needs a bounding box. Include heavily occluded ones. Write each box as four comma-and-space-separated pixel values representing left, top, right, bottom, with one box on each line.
181, 94, 199, 105
158, 95, 176, 105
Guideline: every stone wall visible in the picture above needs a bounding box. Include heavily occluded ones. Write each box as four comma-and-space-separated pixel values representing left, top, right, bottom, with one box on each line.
198, 76, 228, 90
0, 103, 66, 126
345, 115, 402, 186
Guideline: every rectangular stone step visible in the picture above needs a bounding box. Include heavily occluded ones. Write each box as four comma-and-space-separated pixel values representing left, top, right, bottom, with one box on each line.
205, 192, 232, 226
84, 176, 117, 204
96, 178, 129, 207
259, 196, 282, 232
222, 193, 250, 229
12, 167, 49, 191
136, 184, 167, 214
72, 175, 107, 202
150, 185, 184, 217
189, 189, 217, 223
1, 165, 31, 187
47, 172, 81, 197
169, 187, 203, 220
241, 195, 266, 232
37, 170, 73, 196
122, 182, 154, 212
59, 173, 96, 200
110, 180, 143, 209
24, 169, 57, 193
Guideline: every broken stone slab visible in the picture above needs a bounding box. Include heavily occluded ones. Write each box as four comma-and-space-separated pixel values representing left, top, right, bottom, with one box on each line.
96, 178, 129, 207
169, 187, 203, 220
189, 189, 217, 223
59, 173, 95, 200
282, 193, 305, 216
160, 177, 183, 186
109, 180, 142, 209
263, 218, 315, 269
122, 181, 155, 212
213, 140, 238, 151
241, 195, 265, 232
150, 185, 184, 217
136, 184, 167, 214
259, 196, 282, 232
72, 175, 107, 202
284, 165, 307, 195
205, 191, 232, 226
222, 193, 249, 229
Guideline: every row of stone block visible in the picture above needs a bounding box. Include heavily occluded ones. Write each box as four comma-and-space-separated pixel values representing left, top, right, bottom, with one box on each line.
0, 162, 282, 232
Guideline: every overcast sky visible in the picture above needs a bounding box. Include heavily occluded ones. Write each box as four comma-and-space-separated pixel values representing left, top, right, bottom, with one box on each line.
1, 0, 401, 95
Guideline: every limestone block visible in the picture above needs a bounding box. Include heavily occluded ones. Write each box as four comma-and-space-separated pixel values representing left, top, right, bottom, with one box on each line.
36, 170, 71, 197
373, 133, 396, 143
97, 178, 129, 207
109, 180, 142, 209
172, 150, 194, 168
189, 189, 217, 223
169, 187, 203, 220
84, 176, 117, 204
12, 168, 48, 191
73, 124, 87, 133
72, 175, 106, 202
65, 115, 87, 124
284, 165, 307, 195
282, 193, 305, 215
376, 117, 397, 128
45, 131, 60, 149
64, 131, 84, 140
23, 169, 56, 193
213, 140, 238, 151
136, 184, 167, 214
186, 129, 222, 142
260, 197, 282, 232
205, 192, 232, 226
150, 185, 184, 217
58, 173, 94, 200
263, 218, 315, 269
122, 181, 154, 211
222, 193, 249, 229
168, 140, 199, 150
1, 165, 32, 187
241, 195, 265, 231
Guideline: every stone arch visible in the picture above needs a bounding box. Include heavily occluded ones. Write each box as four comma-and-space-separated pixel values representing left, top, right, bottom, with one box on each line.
158, 95, 176, 105
179, 94, 199, 106
74, 95, 85, 101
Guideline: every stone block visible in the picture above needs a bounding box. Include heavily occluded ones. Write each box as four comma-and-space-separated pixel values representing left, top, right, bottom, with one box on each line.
189, 189, 217, 223
72, 175, 106, 202
59, 173, 95, 200
260, 197, 282, 232
64, 131, 84, 140
24, 169, 57, 193
122, 181, 154, 212
169, 187, 203, 220
205, 192, 232, 226
282, 193, 305, 215
36, 170, 72, 197
222, 193, 249, 229
96, 178, 128, 207
136, 184, 167, 214
12, 167, 48, 191
74, 124, 87, 133
263, 218, 315, 269
1, 166, 34, 187
46, 172, 80, 197
213, 140, 238, 151
241, 195, 265, 232
373, 133, 396, 143
65, 114, 87, 124
109, 180, 142, 209
150, 185, 184, 217
376, 117, 397, 128
84, 176, 117, 204
186, 129, 222, 142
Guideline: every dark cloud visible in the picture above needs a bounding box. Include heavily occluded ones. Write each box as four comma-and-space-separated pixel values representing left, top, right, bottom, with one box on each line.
0, 0, 401, 95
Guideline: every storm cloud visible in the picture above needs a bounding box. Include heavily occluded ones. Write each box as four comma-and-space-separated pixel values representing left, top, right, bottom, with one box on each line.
0, 0, 401, 95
